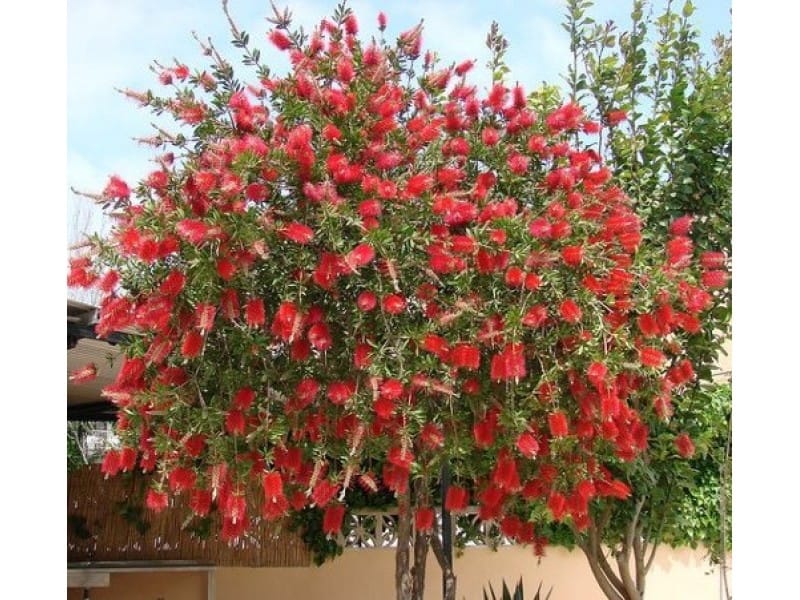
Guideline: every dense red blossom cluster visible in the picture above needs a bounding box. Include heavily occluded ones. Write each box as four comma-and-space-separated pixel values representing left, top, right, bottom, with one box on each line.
68, 7, 726, 548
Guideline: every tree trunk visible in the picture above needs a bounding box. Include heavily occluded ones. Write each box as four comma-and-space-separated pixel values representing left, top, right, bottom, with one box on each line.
430, 513, 457, 600
396, 494, 414, 600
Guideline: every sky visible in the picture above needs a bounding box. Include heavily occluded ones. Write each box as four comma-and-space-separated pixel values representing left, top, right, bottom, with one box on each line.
66, 0, 731, 244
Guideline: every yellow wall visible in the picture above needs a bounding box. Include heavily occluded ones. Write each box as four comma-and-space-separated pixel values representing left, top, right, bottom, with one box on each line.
69, 546, 730, 600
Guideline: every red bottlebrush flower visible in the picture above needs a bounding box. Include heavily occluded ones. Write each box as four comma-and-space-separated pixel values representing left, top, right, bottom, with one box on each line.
473, 418, 495, 449
548, 411, 569, 438
354, 342, 373, 369
377, 11, 387, 30
311, 479, 340, 508
245, 298, 266, 328
561, 245, 584, 267
271, 301, 301, 341
507, 153, 530, 175
345, 243, 376, 271
606, 109, 628, 126
103, 175, 130, 200
445, 486, 469, 512
280, 222, 315, 244
295, 378, 320, 406
586, 361, 607, 390
225, 410, 246, 436
702, 270, 729, 289
268, 29, 292, 50
216, 258, 237, 281
184, 434, 206, 458
100, 449, 121, 477
415, 507, 435, 533
666, 236, 693, 267
490, 343, 527, 381
262, 472, 284, 501
421, 423, 445, 450
516, 432, 540, 458
492, 452, 522, 492
481, 127, 500, 146
637, 313, 660, 337
69, 362, 98, 384
504, 266, 525, 287
119, 447, 137, 471
168, 467, 196, 494
308, 322, 333, 351
447, 342, 480, 370
322, 503, 346, 535
190, 489, 212, 517
356, 291, 378, 311
582, 120, 601, 134
669, 215, 694, 236
379, 378, 404, 401
344, 13, 359, 34
528, 217, 552, 239
674, 433, 696, 458
387, 445, 415, 470
524, 273, 542, 291
639, 346, 666, 368
700, 251, 727, 269
548, 492, 567, 521
522, 305, 548, 328
422, 333, 449, 358
327, 380, 355, 405
220, 288, 240, 321
559, 299, 582, 323
382, 294, 407, 315
374, 395, 395, 419
180, 330, 204, 358
176, 219, 211, 245
145, 489, 169, 513
233, 387, 256, 411
98, 270, 120, 293
159, 270, 187, 296
405, 173, 434, 197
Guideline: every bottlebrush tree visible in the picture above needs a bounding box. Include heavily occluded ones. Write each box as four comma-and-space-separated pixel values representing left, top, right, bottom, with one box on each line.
68, 3, 727, 600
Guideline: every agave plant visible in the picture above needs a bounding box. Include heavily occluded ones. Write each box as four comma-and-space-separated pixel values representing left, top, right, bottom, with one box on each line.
482, 578, 552, 600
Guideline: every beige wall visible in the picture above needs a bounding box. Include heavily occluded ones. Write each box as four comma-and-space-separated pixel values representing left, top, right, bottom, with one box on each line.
70, 546, 730, 600
67, 571, 207, 600
218, 546, 727, 600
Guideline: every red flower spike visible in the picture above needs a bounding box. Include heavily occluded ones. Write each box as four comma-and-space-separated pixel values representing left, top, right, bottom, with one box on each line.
445, 486, 469, 512
245, 298, 266, 328
415, 507, 435, 533
189, 489, 212, 517
548, 411, 569, 438
280, 222, 315, 245
311, 479, 340, 508
490, 343, 526, 381
168, 467, 196, 494
262, 472, 285, 501
308, 322, 333, 351
70, 362, 98, 384
674, 433, 696, 458
448, 343, 480, 370
357, 291, 378, 311
382, 294, 406, 315
322, 504, 346, 535
225, 410, 246, 436
559, 299, 582, 323
639, 347, 666, 368
100, 449, 121, 477
421, 423, 445, 450
180, 330, 204, 358
516, 432, 539, 458
233, 387, 256, 411
145, 489, 169, 513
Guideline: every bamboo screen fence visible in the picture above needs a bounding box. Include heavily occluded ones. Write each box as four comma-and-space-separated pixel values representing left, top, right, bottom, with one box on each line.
67, 465, 311, 567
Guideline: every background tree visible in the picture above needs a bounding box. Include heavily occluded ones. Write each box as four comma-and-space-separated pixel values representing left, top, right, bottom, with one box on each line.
69, 3, 727, 600
547, 2, 732, 598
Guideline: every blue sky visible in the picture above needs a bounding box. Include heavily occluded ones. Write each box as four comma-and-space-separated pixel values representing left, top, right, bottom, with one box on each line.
66, 0, 730, 241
